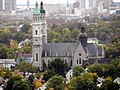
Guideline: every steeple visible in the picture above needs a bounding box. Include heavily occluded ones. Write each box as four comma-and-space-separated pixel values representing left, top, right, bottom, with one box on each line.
40, 1, 43, 9
27, 0, 30, 9
35, 0, 38, 9
40, 1, 45, 13
79, 26, 88, 46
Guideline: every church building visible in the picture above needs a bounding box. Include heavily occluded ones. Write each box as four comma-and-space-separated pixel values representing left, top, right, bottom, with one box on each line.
32, 1, 104, 70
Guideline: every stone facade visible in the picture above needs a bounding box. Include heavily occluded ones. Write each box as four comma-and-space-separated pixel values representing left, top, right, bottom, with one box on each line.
32, 1, 104, 70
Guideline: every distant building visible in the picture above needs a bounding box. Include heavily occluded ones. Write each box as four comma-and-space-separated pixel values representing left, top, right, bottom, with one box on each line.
4, 0, 16, 11
32, 1, 104, 70
0, 59, 15, 69
0, 0, 4, 11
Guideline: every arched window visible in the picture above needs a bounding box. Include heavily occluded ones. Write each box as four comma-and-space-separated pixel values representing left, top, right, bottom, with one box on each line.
79, 58, 81, 64
77, 59, 78, 64
35, 30, 38, 35
36, 53, 38, 62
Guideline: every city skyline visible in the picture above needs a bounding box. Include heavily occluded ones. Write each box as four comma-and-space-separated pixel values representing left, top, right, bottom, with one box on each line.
17, 0, 76, 5
16, 0, 120, 5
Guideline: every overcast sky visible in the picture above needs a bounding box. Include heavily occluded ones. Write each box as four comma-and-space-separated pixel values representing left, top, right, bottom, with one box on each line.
17, 0, 120, 5
17, 0, 76, 5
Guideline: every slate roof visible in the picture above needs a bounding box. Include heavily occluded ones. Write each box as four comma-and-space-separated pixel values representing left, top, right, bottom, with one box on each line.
42, 43, 79, 57
97, 46, 103, 56
85, 43, 97, 57
97, 58, 113, 64
83, 58, 113, 68
42, 42, 103, 58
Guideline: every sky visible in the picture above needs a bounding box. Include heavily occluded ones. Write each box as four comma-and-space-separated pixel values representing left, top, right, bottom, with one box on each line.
17, 0, 76, 5
17, 0, 120, 5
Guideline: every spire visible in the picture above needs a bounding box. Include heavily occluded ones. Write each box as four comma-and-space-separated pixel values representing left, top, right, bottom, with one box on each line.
40, 1, 43, 9
67, 0, 69, 7
27, 0, 30, 9
35, 0, 38, 8
40, 1, 45, 13
79, 25, 88, 46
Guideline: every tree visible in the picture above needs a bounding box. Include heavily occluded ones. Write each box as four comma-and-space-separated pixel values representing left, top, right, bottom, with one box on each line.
12, 80, 30, 90
62, 28, 72, 43
73, 66, 85, 77
68, 73, 98, 90
72, 28, 80, 42
15, 62, 37, 73
88, 64, 104, 77
0, 67, 12, 79
0, 28, 12, 44
5, 75, 22, 90
0, 46, 7, 59
21, 44, 32, 54
100, 77, 119, 90
48, 58, 69, 77
43, 69, 56, 82
46, 75, 66, 90
104, 58, 120, 79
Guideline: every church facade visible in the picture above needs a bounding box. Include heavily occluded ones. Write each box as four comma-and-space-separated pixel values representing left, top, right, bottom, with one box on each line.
32, 1, 104, 70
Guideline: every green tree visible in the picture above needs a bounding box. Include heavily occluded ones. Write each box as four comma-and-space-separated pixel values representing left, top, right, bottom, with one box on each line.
88, 64, 104, 77
72, 28, 80, 42
104, 58, 120, 79
0, 46, 7, 59
15, 62, 37, 73
100, 77, 119, 90
5, 75, 22, 90
43, 69, 56, 82
48, 58, 69, 76
0, 28, 12, 44
73, 66, 85, 77
12, 80, 30, 90
68, 72, 98, 90
62, 28, 72, 42
46, 75, 66, 90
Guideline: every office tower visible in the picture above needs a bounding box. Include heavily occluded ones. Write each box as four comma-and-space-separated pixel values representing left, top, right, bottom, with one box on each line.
73, 0, 79, 8
80, 0, 86, 9
5, 0, 16, 11
0, 0, 4, 11
12, 0, 16, 10
27, 0, 30, 9
103, 0, 111, 11
88, 0, 97, 9
77, 0, 86, 9
85, 0, 89, 9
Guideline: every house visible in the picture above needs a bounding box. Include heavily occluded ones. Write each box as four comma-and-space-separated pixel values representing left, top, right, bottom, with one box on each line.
0, 59, 15, 69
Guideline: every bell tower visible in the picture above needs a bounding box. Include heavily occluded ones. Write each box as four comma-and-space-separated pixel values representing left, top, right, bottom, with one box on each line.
32, 1, 47, 70
40, 1, 47, 43
79, 26, 88, 46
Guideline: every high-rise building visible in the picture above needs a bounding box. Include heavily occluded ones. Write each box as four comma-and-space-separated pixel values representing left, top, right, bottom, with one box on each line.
5, 0, 16, 11
77, 0, 86, 9
27, 0, 30, 9
103, 0, 111, 11
0, 0, 4, 11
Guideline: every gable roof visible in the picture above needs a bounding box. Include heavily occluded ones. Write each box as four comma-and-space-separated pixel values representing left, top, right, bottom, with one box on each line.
42, 43, 79, 57
85, 43, 97, 57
